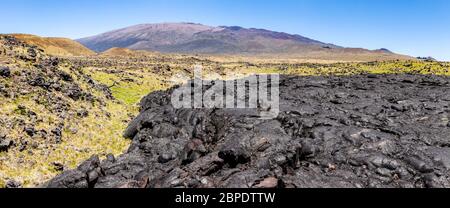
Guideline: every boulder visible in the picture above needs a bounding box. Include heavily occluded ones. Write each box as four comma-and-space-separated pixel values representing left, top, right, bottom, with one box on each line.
0, 134, 13, 152
0, 66, 11, 77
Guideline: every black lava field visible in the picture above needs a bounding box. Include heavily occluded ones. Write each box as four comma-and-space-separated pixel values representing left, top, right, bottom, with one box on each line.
48, 74, 450, 188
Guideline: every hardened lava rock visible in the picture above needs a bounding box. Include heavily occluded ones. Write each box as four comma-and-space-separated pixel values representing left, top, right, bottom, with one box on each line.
47, 74, 450, 188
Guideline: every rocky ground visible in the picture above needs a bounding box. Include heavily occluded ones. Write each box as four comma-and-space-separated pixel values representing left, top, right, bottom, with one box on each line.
48, 74, 450, 188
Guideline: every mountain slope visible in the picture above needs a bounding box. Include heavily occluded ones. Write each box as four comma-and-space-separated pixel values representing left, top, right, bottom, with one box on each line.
78, 23, 215, 52
12, 34, 96, 56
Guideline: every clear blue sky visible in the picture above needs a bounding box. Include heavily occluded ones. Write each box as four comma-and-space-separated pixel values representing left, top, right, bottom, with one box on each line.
1, 0, 449, 60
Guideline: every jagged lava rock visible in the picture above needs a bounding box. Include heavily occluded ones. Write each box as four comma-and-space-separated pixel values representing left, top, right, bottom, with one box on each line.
48, 74, 450, 188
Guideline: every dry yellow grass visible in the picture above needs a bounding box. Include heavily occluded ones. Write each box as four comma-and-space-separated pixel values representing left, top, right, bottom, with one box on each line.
100, 47, 158, 57
10, 34, 96, 56
199, 51, 414, 64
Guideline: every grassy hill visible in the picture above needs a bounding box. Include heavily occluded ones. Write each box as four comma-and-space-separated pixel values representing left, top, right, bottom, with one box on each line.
10, 34, 96, 57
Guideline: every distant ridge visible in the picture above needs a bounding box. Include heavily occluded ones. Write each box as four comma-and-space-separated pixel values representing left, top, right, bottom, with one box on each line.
11, 34, 95, 56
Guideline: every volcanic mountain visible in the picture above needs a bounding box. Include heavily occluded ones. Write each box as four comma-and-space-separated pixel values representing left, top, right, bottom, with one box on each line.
77, 23, 412, 61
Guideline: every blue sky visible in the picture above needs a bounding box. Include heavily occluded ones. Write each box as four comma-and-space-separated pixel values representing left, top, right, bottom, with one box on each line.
1, 0, 449, 60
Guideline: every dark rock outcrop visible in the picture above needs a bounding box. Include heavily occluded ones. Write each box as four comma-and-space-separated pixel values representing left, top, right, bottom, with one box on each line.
0, 66, 11, 77
5, 180, 22, 188
0, 135, 13, 152
48, 74, 450, 188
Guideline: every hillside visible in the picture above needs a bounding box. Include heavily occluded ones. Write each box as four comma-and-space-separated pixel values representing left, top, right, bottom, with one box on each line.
11, 34, 96, 57
0, 35, 131, 187
77, 23, 413, 61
